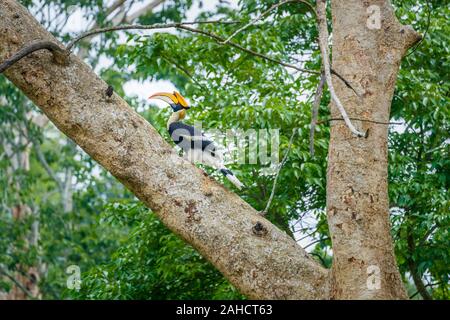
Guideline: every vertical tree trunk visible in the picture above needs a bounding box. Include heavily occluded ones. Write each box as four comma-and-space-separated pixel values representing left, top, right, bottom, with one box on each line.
0, 0, 329, 300
326, 0, 420, 299
1, 128, 41, 300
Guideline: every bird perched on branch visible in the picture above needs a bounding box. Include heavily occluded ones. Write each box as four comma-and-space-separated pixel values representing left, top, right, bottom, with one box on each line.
149, 91, 244, 189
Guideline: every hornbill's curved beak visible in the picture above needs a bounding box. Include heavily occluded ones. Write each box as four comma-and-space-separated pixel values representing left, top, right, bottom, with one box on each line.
148, 91, 190, 110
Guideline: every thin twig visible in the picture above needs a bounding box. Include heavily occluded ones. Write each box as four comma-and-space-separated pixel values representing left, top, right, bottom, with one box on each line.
296, 220, 325, 241
221, 0, 359, 94
66, 20, 242, 52
2, 21, 323, 79
316, 0, 365, 137
221, 0, 316, 44
409, 281, 442, 299
303, 237, 329, 249
178, 25, 319, 75
317, 117, 403, 126
0, 41, 67, 73
161, 55, 207, 90
330, 69, 361, 96
261, 129, 296, 216
405, 0, 431, 58
309, 72, 325, 156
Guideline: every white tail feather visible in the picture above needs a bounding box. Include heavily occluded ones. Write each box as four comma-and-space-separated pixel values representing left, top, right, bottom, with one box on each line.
224, 172, 244, 190
184, 149, 243, 189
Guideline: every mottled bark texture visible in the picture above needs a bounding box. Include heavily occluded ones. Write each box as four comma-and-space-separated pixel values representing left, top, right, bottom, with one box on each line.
0, 0, 328, 299
326, 0, 420, 299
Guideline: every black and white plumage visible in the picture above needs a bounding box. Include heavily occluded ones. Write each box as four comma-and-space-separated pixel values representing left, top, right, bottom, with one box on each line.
149, 91, 244, 189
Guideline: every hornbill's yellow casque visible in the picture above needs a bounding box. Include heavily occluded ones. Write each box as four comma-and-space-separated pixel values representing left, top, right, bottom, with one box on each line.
149, 91, 244, 189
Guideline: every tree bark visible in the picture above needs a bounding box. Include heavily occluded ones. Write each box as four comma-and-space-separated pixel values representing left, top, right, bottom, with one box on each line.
0, 0, 328, 300
326, 0, 420, 299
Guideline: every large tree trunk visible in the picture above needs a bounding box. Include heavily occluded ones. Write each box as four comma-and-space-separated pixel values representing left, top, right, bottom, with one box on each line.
0, 0, 328, 300
326, 0, 420, 299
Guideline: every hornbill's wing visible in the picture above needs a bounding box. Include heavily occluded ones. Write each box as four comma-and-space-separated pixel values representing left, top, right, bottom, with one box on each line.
168, 122, 218, 157
168, 122, 200, 139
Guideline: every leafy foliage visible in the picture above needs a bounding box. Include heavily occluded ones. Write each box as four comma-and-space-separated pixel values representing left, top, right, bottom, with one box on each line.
70, 201, 242, 299
390, 0, 449, 298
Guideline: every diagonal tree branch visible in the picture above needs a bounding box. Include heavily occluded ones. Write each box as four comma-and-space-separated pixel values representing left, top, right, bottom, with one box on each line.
0, 0, 329, 300
66, 20, 241, 52
124, 0, 165, 23
0, 21, 241, 73
65, 21, 320, 75
261, 128, 296, 216
0, 265, 34, 299
406, 224, 433, 300
177, 25, 319, 75
2, 19, 333, 78
0, 41, 67, 73
86, 0, 128, 33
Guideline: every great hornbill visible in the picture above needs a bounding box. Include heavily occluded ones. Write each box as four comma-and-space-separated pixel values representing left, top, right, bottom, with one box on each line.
149, 91, 244, 189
